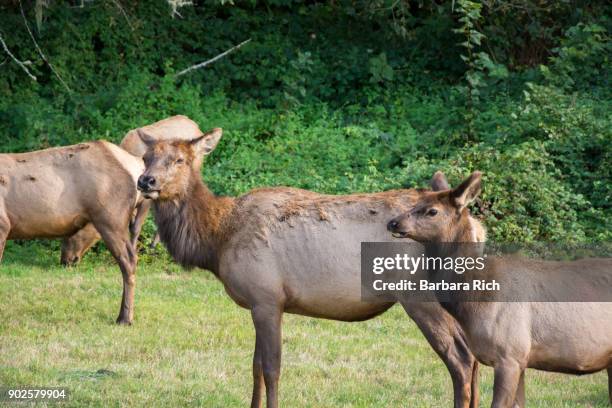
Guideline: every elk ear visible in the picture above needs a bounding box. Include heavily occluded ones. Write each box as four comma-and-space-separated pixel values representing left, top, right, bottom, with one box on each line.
137, 129, 156, 146
430, 171, 450, 191
450, 171, 482, 211
191, 128, 222, 156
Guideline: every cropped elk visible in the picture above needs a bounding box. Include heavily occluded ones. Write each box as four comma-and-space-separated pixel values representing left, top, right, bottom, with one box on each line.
387, 171, 612, 408
0, 141, 144, 324
135, 128, 491, 408
61, 115, 203, 265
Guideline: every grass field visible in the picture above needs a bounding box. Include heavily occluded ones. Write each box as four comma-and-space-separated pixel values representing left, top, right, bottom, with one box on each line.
0, 241, 609, 407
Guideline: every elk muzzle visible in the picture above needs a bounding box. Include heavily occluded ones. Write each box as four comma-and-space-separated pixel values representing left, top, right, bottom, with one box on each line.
387, 214, 411, 238
137, 175, 160, 199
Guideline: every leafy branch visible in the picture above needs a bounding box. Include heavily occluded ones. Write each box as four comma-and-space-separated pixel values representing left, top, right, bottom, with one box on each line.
454, 0, 508, 141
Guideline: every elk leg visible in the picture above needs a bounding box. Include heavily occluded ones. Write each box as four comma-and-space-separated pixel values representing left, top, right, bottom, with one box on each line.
129, 200, 151, 249
401, 303, 476, 408
0, 218, 9, 263
93, 220, 137, 325
512, 370, 525, 408
470, 360, 480, 408
150, 232, 161, 249
61, 223, 101, 266
251, 335, 264, 408
607, 367, 611, 405
251, 305, 282, 408
492, 362, 522, 408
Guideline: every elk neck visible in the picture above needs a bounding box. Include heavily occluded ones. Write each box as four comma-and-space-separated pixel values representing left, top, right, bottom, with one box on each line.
426, 213, 487, 326
151, 170, 235, 275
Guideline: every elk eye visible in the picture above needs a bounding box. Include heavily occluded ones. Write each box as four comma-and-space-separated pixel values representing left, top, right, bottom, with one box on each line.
176, 158, 185, 164
427, 208, 438, 217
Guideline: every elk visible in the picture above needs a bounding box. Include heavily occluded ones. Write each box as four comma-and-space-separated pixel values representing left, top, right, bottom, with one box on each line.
136, 128, 490, 408
0, 141, 144, 324
387, 171, 612, 408
61, 115, 204, 265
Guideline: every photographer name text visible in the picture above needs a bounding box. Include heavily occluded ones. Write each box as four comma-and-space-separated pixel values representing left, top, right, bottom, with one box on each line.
372, 279, 500, 292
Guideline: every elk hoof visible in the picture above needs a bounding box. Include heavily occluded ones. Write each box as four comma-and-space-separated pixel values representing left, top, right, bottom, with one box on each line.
60, 256, 80, 267
115, 316, 132, 326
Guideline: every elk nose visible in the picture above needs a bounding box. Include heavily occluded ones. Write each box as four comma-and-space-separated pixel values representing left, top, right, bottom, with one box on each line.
387, 219, 399, 232
137, 175, 156, 191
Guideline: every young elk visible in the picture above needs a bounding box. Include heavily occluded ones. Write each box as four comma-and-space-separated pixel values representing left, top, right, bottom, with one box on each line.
136, 128, 484, 408
387, 171, 612, 408
0, 141, 144, 324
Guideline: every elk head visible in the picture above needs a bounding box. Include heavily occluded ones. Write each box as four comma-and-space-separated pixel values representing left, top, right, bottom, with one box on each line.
387, 172, 483, 243
137, 128, 222, 200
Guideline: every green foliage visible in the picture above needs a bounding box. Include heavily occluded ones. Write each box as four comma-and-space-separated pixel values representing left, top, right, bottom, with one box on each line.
453, 0, 485, 138
438, 141, 591, 243
281, 51, 314, 108
0, 0, 610, 246
541, 22, 611, 91
369, 52, 394, 84
453, 0, 510, 140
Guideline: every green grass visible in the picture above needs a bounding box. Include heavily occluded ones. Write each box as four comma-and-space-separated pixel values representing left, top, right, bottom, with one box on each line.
0, 242, 608, 407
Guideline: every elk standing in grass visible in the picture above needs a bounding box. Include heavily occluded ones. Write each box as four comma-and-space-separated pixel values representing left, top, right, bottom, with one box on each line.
387, 171, 612, 408
61, 115, 204, 265
0, 141, 144, 324
136, 128, 487, 408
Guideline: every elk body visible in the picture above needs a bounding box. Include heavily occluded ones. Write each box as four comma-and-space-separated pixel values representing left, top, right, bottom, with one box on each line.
0, 141, 144, 324
136, 129, 487, 408
387, 172, 612, 408
61, 115, 204, 265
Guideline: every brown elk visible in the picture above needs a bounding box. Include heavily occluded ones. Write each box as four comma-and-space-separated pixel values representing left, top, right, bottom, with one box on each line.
0, 141, 144, 324
136, 128, 488, 408
61, 115, 203, 265
387, 171, 612, 408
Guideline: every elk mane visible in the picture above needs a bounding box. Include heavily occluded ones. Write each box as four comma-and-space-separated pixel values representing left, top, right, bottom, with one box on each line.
152, 172, 235, 274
